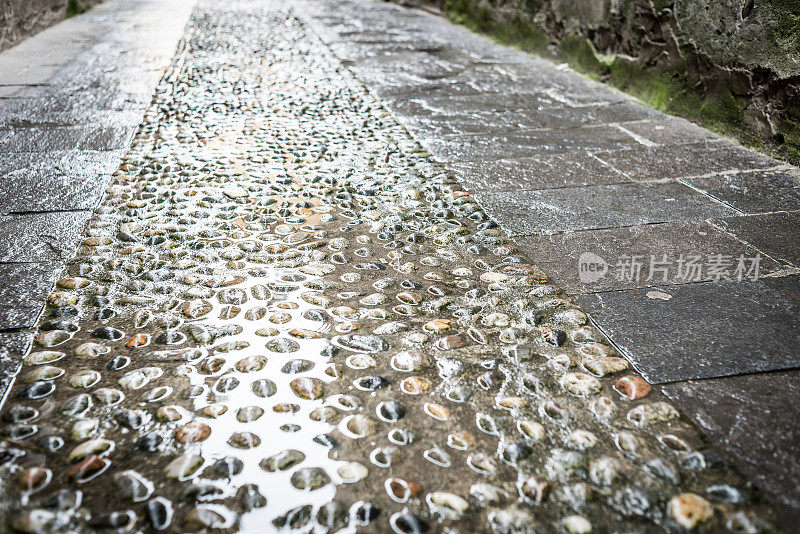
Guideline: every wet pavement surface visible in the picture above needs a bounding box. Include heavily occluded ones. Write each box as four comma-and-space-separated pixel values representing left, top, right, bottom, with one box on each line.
0, 0, 798, 531
300, 0, 800, 521
0, 0, 194, 334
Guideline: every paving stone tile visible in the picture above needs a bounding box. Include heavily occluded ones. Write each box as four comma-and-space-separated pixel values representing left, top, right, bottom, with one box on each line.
0, 211, 92, 263
459, 66, 633, 105
0, 65, 60, 86
0, 306, 44, 331
594, 141, 781, 181
51, 61, 167, 92
515, 221, 783, 294
522, 102, 663, 128
476, 181, 736, 236
0, 262, 60, 303
618, 117, 718, 145
0, 261, 57, 328
328, 40, 445, 63
712, 211, 800, 268
391, 100, 663, 137
387, 88, 566, 111
0, 108, 143, 130
0, 166, 112, 214
441, 65, 631, 105
1, 85, 152, 114
348, 56, 471, 83
390, 100, 547, 137
0, 331, 31, 402
662, 371, 800, 521
423, 125, 641, 162
0, 150, 123, 180
0, 125, 135, 152
451, 151, 628, 191
357, 77, 486, 100
574, 275, 800, 383
681, 168, 800, 214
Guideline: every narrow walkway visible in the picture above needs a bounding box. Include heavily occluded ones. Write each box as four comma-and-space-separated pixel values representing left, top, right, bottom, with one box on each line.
0, 0, 195, 395
0, 0, 795, 531
298, 0, 800, 520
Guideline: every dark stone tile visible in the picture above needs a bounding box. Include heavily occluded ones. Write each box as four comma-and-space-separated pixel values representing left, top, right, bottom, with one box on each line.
389, 90, 565, 113
662, 371, 800, 521
475, 181, 736, 236
0, 108, 143, 130
391, 100, 663, 137
712, 211, 800, 268
515, 221, 782, 294
594, 141, 781, 181
0, 263, 60, 302
0, 211, 91, 262
365, 80, 485, 101
0, 150, 123, 181
349, 57, 471, 85
50, 62, 167, 95
521, 102, 663, 129
0, 168, 112, 214
0, 125, 134, 152
0, 263, 60, 330
0, 306, 43, 331
557, 87, 632, 107
0, 85, 152, 115
423, 126, 641, 162
460, 65, 632, 105
0, 331, 32, 403
390, 100, 547, 137
574, 276, 800, 383
328, 40, 443, 63
477, 61, 618, 93
618, 117, 718, 145
421, 68, 632, 107
682, 169, 800, 215
450, 151, 628, 191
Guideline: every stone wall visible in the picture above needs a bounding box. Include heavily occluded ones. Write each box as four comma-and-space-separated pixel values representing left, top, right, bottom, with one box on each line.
0, 0, 103, 51
394, 0, 800, 163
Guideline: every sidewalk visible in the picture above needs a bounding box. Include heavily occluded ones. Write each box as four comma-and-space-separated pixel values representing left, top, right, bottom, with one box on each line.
0, 0, 195, 397
298, 0, 800, 518
0, 0, 796, 530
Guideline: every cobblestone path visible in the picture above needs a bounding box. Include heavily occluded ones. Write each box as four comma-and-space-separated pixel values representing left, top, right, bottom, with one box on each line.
0, 1, 780, 532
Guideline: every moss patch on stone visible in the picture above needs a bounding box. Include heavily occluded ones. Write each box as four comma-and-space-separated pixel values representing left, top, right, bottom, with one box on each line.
604, 57, 745, 137
781, 118, 800, 160
444, 0, 550, 56
66, 0, 89, 17
561, 34, 604, 77
767, 1, 800, 69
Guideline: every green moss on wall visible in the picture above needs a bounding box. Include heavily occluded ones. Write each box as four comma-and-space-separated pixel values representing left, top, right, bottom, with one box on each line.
560, 34, 604, 77
444, 0, 551, 55
605, 58, 744, 134
66, 0, 88, 17
782, 118, 800, 160
768, 1, 800, 59
605, 59, 677, 111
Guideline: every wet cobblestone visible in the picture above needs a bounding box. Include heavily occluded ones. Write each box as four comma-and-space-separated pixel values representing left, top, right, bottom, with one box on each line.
0, 1, 781, 532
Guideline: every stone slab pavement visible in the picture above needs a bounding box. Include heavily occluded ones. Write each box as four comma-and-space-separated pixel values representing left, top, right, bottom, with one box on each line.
0, 0, 798, 523
0, 0, 196, 380
0, 1, 788, 530
296, 0, 800, 517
